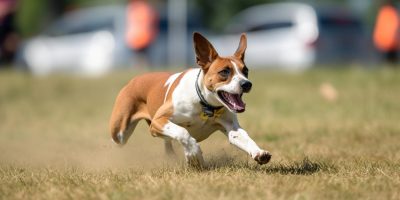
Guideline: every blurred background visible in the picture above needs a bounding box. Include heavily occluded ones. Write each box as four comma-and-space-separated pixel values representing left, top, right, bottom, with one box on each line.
1, 0, 400, 183
0, 0, 398, 75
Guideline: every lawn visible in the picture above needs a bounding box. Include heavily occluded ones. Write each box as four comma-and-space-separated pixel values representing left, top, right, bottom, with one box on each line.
0, 67, 399, 199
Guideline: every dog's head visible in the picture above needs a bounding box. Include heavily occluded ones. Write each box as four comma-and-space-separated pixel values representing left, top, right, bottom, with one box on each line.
193, 32, 252, 113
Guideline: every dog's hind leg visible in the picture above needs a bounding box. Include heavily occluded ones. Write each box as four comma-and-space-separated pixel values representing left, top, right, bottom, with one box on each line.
118, 119, 139, 145
110, 109, 150, 145
164, 139, 176, 157
110, 115, 138, 145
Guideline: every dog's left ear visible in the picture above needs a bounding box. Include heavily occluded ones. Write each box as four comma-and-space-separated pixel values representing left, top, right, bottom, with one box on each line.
193, 32, 219, 71
234, 33, 247, 61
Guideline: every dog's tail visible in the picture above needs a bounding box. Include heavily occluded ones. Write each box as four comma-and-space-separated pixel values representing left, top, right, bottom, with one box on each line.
110, 113, 139, 145
110, 115, 124, 145
110, 114, 142, 146
109, 89, 131, 145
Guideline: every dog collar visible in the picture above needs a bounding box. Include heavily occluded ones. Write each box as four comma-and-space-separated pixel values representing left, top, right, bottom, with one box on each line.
195, 69, 224, 118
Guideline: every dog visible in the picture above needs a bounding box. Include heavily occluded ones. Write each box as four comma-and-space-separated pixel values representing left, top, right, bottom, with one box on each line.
109, 32, 271, 167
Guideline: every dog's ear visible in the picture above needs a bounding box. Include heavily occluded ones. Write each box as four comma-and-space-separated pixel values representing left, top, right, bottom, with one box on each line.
234, 33, 247, 61
193, 32, 218, 70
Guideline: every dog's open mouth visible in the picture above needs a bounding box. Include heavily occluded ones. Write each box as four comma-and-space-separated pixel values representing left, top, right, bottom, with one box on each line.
217, 91, 246, 113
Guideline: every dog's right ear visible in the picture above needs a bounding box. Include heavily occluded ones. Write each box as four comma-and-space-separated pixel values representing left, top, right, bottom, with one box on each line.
234, 33, 247, 61
193, 32, 218, 71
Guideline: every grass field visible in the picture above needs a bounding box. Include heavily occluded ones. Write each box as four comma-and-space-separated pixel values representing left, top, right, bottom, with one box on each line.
0, 67, 399, 199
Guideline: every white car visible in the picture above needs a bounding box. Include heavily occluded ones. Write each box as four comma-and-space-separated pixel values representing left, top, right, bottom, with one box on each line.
16, 5, 206, 75
210, 2, 377, 70
17, 5, 130, 76
210, 2, 319, 70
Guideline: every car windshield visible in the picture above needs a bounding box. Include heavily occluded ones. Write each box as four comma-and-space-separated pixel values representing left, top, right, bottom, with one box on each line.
43, 6, 121, 36
245, 21, 294, 32
45, 19, 114, 36
319, 16, 362, 30
224, 3, 311, 34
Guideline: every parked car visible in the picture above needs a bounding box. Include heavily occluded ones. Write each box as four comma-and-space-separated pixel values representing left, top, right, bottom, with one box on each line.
210, 2, 375, 70
16, 5, 129, 76
313, 5, 376, 65
15, 4, 204, 76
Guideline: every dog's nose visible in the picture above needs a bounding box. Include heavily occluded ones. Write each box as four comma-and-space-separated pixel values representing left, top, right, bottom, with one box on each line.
240, 80, 252, 93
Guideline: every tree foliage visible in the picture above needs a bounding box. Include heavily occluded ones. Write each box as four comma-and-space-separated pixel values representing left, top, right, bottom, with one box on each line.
16, 0, 126, 37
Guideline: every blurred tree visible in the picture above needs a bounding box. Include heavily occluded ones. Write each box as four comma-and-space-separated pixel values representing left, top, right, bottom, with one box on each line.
16, 0, 47, 36
16, 0, 126, 37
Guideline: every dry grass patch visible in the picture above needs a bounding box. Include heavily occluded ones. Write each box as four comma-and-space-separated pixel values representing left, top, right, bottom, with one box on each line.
0, 68, 399, 199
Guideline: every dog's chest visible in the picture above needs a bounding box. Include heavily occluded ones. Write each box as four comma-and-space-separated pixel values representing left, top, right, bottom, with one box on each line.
167, 69, 224, 142
172, 112, 222, 142
170, 96, 222, 142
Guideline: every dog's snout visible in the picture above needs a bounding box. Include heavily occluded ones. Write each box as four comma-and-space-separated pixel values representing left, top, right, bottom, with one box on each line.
240, 80, 252, 93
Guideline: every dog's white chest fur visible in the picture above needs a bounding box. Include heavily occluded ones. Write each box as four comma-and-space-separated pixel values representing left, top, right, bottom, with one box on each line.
167, 69, 222, 142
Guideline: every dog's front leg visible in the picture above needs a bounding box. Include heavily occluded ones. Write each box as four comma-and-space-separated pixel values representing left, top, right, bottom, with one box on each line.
219, 116, 271, 165
150, 114, 204, 168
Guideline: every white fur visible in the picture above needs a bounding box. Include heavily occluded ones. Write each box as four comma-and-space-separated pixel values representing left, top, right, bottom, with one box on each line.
162, 121, 204, 166
117, 131, 124, 144
217, 114, 264, 158
164, 72, 182, 103
170, 69, 221, 141
231, 60, 248, 80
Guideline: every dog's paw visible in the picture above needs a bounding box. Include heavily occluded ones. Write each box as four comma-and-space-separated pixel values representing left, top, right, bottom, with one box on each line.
187, 156, 205, 169
185, 149, 205, 169
254, 151, 272, 165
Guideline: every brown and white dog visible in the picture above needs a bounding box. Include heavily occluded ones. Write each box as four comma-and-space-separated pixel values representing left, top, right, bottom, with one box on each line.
109, 32, 271, 167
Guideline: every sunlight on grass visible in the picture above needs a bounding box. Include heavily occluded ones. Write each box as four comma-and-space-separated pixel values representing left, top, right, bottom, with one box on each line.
0, 68, 400, 199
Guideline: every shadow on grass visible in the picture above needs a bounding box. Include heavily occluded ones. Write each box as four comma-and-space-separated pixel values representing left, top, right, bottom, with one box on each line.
204, 155, 337, 175
263, 157, 337, 175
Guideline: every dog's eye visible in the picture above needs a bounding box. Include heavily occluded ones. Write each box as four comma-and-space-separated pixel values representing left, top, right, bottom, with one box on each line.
219, 68, 231, 78
242, 66, 249, 77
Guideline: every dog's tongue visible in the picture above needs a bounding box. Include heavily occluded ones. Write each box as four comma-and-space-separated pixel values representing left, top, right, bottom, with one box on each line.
224, 92, 245, 112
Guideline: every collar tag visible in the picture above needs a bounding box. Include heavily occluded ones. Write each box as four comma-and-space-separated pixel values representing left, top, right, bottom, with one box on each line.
200, 106, 224, 121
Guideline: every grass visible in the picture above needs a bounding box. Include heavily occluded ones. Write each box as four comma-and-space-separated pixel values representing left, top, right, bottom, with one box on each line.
0, 67, 400, 199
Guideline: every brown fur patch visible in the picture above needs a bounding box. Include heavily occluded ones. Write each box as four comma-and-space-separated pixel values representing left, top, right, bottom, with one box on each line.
109, 72, 170, 143
203, 57, 247, 92
164, 70, 190, 103
109, 70, 189, 142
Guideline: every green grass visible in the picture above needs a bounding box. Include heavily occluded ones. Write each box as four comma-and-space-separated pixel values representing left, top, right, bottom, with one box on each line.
1, 67, 400, 199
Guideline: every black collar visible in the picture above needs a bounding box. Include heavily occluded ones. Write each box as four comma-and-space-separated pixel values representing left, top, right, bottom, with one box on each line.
195, 69, 223, 117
